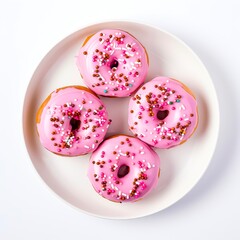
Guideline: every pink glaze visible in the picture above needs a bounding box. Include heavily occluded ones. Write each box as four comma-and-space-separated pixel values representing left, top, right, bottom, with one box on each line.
36, 86, 110, 156
76, 29, 148, 97
88, 135, 160, 203
128, 77, 198, 148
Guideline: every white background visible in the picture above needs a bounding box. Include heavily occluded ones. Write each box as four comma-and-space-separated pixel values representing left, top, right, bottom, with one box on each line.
1, 0, 240, 239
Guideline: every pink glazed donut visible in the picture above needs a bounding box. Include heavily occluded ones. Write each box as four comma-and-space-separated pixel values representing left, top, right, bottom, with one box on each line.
36, 86, 110, 156
88, 135, 160, 203
128, 77, 198, 149
76, 29, 149, 97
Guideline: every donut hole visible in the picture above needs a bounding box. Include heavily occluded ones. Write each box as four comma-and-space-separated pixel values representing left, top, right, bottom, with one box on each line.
110, 59, 119, 69
157, 110, 169, 120
117, 164, 130, 178
70, 118, 81, 131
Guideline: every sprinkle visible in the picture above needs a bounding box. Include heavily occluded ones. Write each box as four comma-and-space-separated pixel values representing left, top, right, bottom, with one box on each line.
129, 84, 133, 87
176, 99, 181, 103
103, 89, 108, 93
180, 104, 186, 110
84, 145, 90, 149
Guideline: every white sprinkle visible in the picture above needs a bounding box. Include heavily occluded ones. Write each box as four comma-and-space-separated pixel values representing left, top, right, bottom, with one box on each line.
89, 100, 93, 104
140, 146, 144, 150
140, 151, 145, 155
147, 162, 151, 168
92, 144, 95, 149
180, 104, 186, 110
152, 164, 155, 168
84, 145, 90, 149
74, 98, 78, 102
115, 145, 119, 149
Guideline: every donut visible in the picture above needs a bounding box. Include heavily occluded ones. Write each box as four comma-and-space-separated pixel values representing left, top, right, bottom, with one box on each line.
76, 29, 149, 97
36, 86, 110, 156
128, 77, 198, 148
88, 135, 160, 203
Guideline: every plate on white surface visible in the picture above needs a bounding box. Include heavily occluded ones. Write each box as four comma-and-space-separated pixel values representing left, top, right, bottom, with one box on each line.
23, 21, 219, 219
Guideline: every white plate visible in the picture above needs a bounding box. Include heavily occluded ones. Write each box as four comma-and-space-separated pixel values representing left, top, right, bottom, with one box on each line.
23, 21, 219, 219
